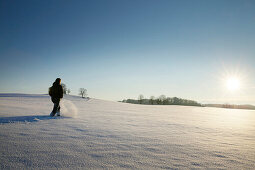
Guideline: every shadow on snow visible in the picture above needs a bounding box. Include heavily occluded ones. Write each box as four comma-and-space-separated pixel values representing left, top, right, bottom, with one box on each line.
0, 115, 67, 124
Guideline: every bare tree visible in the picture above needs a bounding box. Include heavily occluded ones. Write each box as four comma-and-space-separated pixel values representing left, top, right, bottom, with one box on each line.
138, 94, 144, 104
61, 83, 67, 94
67, 89, 71, 95
79, 88, 87, 98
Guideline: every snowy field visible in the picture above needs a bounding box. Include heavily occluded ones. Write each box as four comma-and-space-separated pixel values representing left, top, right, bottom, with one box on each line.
0, 94, 254, 169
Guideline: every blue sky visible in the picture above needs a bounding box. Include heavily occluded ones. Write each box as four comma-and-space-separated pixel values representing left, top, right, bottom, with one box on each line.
0, 0, 255, 104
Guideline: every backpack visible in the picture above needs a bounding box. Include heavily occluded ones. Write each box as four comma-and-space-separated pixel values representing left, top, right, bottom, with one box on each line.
48, 87, 53, 96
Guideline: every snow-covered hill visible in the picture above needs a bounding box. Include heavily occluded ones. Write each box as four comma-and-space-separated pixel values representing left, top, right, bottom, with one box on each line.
0, 94, 254, 169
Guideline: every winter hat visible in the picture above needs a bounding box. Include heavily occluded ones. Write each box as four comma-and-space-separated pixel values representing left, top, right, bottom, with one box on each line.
55, 78, 61, 84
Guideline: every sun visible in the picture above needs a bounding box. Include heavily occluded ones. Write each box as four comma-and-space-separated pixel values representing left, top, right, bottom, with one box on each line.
226, 77, 240, 91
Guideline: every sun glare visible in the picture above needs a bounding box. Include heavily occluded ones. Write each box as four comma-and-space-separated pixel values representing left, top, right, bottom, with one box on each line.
226, 77, 240, 91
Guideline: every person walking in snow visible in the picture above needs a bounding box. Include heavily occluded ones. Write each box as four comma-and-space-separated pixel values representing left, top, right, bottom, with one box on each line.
49, 78, 63, 116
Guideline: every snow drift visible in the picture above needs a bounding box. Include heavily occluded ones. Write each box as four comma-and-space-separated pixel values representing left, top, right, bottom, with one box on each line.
0, 93, 254, 169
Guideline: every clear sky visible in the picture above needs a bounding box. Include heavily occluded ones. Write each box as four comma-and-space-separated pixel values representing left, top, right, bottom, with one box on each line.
0, 0, 255, 104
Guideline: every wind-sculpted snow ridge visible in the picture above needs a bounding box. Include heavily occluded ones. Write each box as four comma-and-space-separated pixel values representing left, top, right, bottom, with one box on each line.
0, 93, 255, 169
0, 115, 65, 124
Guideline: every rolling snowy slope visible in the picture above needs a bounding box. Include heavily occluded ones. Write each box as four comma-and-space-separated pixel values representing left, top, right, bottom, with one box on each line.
0, 94, 255, 169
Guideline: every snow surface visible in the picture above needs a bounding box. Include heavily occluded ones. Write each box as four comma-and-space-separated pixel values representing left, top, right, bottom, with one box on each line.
0, 93, 255, 169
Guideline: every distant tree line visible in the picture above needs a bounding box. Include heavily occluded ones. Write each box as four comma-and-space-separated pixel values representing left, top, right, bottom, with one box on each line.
204, 104, 255, 110
122, 95, 202, 106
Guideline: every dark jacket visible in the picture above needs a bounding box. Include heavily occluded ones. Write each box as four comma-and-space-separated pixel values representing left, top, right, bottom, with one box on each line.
49, 81, 63, 103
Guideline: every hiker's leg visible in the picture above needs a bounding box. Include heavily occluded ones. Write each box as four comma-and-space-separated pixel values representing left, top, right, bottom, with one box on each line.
57, 103, 61, 116
57, 105, 60, 112
52, 100, 59, 114
51, 103, 57, 116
